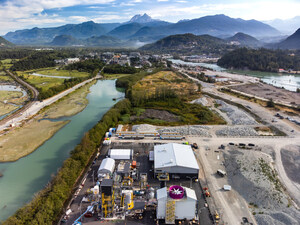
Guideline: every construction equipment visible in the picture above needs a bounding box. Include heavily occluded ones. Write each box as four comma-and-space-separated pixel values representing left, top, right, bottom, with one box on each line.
191, 143, 198, 149
215, 211, 220, 224
203, 187, 211, 197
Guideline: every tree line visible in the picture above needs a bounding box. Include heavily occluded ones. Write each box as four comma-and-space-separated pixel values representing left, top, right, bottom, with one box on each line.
217, 48, 300, 72
103, 64, 139, 74
37, 77, 89, 100
3, 99, 131, 225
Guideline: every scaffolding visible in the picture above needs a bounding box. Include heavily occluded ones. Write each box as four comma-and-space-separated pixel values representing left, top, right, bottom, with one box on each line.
101, 190, 115, 218
165, 199, 176, 224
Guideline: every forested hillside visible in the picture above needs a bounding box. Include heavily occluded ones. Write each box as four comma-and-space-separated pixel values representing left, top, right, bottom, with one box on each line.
217, 48, 300, 72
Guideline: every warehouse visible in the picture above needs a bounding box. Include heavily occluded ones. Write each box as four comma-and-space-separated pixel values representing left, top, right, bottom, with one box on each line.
156, 185, 197, 223
108, 149, 133, 160
154, 143, 199, 175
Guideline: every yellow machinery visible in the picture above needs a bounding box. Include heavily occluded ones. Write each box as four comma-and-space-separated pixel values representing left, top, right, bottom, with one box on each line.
122, 190, 134, 211
157, 173, 169, 181
215, 211, 220, 224
122, 176, 133, 187
101, 190, 115, 218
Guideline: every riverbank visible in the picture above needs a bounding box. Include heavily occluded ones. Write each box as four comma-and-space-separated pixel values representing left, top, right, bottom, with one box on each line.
1, 82, 126, 224
0, 81, 96, 162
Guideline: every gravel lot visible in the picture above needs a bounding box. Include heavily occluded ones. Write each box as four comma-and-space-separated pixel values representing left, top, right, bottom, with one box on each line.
215, 99, 257, 125
158, 125, 211, 137
281, 145, 300, 185
216, 127, 259, 136
224, 149, 300, 225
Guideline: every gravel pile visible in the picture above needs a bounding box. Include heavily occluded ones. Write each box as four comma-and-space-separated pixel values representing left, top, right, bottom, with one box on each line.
132, 124, 157, 133
224, 150, 300, 225
191, 96, 208, 106
158, 125, 211, 137
215, 100, 257, 125
216, 127, 258, 136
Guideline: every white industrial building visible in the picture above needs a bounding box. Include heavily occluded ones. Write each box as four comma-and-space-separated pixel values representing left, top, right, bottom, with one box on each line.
108, 149, 133, 160
154, 143, 199, 175
156, 186, 197, 224
98, 158, 115, 178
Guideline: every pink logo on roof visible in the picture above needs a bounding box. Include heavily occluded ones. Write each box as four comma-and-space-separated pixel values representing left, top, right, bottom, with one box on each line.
169, 185, 184, 199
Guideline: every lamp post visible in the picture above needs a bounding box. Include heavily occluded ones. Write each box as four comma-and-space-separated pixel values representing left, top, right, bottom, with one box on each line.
186, 176, 196, 188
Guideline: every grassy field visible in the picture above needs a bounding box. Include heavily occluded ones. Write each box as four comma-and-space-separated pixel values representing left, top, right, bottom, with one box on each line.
0, 71, 13, 82
41, 80, 96, 119
0, 91, 27, 117
0, 91, 23, 101
103, 73, 130, 80
132, 70, 195, 97
28, 68, 90, 78
17, 67, 90, 92
0, 102, 19, 117
0, 80, 95, 162
1, 59, 15, 70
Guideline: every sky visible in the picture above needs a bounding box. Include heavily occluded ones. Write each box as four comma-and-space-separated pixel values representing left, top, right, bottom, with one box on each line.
0, 0, 300, 35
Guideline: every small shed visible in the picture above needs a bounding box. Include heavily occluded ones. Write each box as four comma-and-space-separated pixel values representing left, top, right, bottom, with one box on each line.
109, 149, 133, 160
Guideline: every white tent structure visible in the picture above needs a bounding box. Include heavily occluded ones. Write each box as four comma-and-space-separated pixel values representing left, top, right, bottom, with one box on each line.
154, 143, 199, 175
108, 149, 133, 160
98, 158, 115, 178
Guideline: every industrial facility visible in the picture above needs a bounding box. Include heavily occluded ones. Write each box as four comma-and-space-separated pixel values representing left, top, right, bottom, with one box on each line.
154, 143, 199, 175
68, 130, 203, 225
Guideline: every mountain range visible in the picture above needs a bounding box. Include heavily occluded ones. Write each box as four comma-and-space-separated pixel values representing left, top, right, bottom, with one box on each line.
140, 33, 234, 55
277, 28, 300, 49
266, 16, 300, 35
4, 14, 281, 46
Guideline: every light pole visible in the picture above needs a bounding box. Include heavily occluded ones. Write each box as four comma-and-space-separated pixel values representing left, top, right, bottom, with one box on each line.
187, 176, 196, 188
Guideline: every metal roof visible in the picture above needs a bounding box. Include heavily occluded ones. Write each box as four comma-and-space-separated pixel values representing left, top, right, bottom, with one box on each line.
185, 187, 197, 201
154, 143, 199, 170
98, 158, 115, 173
157, 187, 167, 200
109, 149, 132, 160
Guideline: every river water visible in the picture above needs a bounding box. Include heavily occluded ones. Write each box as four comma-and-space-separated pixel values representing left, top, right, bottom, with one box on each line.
0, 80, 124, 221
170, 59, 300, 92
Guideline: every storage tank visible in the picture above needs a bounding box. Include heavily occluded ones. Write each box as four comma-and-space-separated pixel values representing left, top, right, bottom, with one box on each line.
98, 158, 115, 178
122, 190, 134, 210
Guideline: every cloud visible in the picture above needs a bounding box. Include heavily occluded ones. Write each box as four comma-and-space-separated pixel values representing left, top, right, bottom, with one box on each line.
0, 0, 116, 34
92, 14, 126, 22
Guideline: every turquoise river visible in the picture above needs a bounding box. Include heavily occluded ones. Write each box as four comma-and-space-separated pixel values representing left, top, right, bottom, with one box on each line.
0, 80, 124, 221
